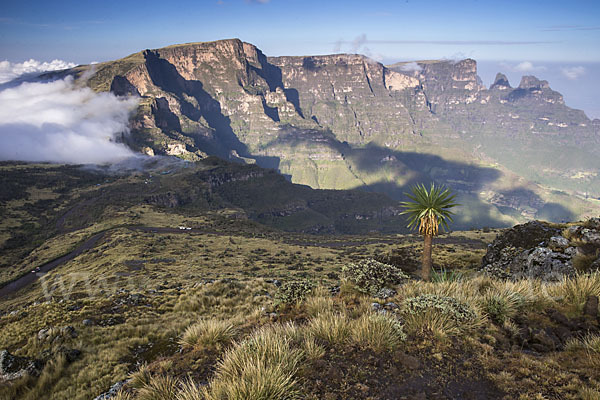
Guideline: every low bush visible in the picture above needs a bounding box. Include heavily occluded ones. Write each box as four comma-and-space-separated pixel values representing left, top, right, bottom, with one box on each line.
401, 294, 479, 337
274, 280, 315, 307
342, 258, 408, 296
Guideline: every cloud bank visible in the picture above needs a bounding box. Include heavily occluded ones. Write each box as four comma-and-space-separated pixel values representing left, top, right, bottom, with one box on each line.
560, 66, 585, 80
0, 59, 77, 84
0, 76, 139, 164
399, 62, 422, 72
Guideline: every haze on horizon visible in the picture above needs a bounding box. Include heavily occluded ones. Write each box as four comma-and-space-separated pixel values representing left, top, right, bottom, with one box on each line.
1, 0, 599, 118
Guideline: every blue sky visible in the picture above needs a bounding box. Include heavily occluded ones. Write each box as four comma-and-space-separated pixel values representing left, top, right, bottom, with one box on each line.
1, 0, 599, 117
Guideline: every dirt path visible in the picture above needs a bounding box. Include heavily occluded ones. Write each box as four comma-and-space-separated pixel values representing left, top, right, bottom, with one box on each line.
0, 232, 106, 298
0, 226, 211, 298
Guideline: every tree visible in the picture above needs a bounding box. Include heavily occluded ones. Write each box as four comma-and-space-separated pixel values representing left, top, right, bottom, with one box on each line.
400, 183, 458, 281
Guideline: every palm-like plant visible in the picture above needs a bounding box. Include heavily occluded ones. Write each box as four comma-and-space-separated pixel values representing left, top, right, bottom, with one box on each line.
400, 183, 459, 281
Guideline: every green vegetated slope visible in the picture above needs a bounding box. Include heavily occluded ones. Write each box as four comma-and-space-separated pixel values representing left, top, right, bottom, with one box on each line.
66, 39, 599, 226
0, 159, 411, 287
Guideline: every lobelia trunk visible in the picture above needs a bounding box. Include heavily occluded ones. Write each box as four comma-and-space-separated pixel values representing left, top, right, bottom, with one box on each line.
422, 234, 433, 281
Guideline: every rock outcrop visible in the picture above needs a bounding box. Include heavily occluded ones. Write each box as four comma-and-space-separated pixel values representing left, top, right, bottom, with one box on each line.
481, 219, 600, 280
0, 350, 41, 382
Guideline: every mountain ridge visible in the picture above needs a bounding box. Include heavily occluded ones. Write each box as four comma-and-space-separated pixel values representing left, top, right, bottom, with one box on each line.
56, 38, 599, 227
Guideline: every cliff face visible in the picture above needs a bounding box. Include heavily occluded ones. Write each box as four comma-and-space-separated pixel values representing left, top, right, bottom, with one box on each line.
82, 39, 600, 228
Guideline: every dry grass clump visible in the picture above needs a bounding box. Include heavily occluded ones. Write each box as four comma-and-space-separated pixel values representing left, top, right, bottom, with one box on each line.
136, 374, 179, 400
179, 319, 238, 350
548, 271, 600, 310
402, 309, 462, 339
579, 386, 600, 400
304, 287, 334, 317
130, 363, 152, 389
478, 288, 524, 324
175, 379, 204, 400
202, 324, 304, 400
565, 333, 600, 366
112, 390, 135, 400
306, 311, 351, 346
399, 293, 484, 340
301, 336, 325, 361
350, 312, 406, 351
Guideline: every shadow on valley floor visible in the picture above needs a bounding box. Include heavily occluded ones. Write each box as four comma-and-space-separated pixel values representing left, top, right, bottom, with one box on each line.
268, 128, 575, 229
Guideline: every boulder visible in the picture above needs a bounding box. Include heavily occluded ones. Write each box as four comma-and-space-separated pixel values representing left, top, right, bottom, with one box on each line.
481, 221, 562, 268
548, 236, 569, 251
509, 247, 575, 281
0, 350, 41, 382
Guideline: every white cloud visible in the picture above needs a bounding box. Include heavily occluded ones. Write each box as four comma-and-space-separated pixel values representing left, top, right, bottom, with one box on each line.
560, 66, 585, 80
501, 61, 547, 73
399, 62, 422, 72
0, 76, 139, 164
0, 59, 77, 84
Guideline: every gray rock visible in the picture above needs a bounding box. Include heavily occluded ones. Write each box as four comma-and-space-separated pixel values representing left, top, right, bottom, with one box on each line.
371, 302, 382, 311
82, 319, 94, 326
0, 350, 40, 382
564, 247, 578, 257
586, 217, 600, 230
374, 288, 396, 299
510, 247, 575, 281
60, 325, 78, 338
581, 229, 600, 246
38, 328, 50, 341
566, 225, 582, 238
591, 257, 600, 271
548, 236, 569, 251
93, 380, 129, 400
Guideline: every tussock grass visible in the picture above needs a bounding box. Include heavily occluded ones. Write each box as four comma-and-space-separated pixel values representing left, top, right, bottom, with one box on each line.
179, 319, 238, 350
304, 287, 334, 317
350, 312, 406, 351
129, 363, 152, 389
579, 387, 600, 400
137, 374, 179, 400
548, 271, 600, 310
301, 336, 325, 361
306, 311, 351, 346
202, 324, 304, 400
402, 309, 461, 339
112, 391, 135, 400
566, 333, 600, 365
176, 379, 204, 400
204, 362, 301, 400
478, 289, 524, 324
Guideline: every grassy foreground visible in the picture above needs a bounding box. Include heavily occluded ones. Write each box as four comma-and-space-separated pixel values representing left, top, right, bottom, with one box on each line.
1, 212, 599, 400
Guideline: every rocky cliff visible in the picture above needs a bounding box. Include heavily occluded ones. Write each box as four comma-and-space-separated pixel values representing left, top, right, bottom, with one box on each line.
75, 39, 599, 228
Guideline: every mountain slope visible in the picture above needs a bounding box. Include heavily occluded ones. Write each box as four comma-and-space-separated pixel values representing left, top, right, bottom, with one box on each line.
68, 39, 599, 226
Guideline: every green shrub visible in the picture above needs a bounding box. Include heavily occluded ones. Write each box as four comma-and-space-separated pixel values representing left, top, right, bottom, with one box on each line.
274, 280, 315, 306
342, 258, 409, 296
